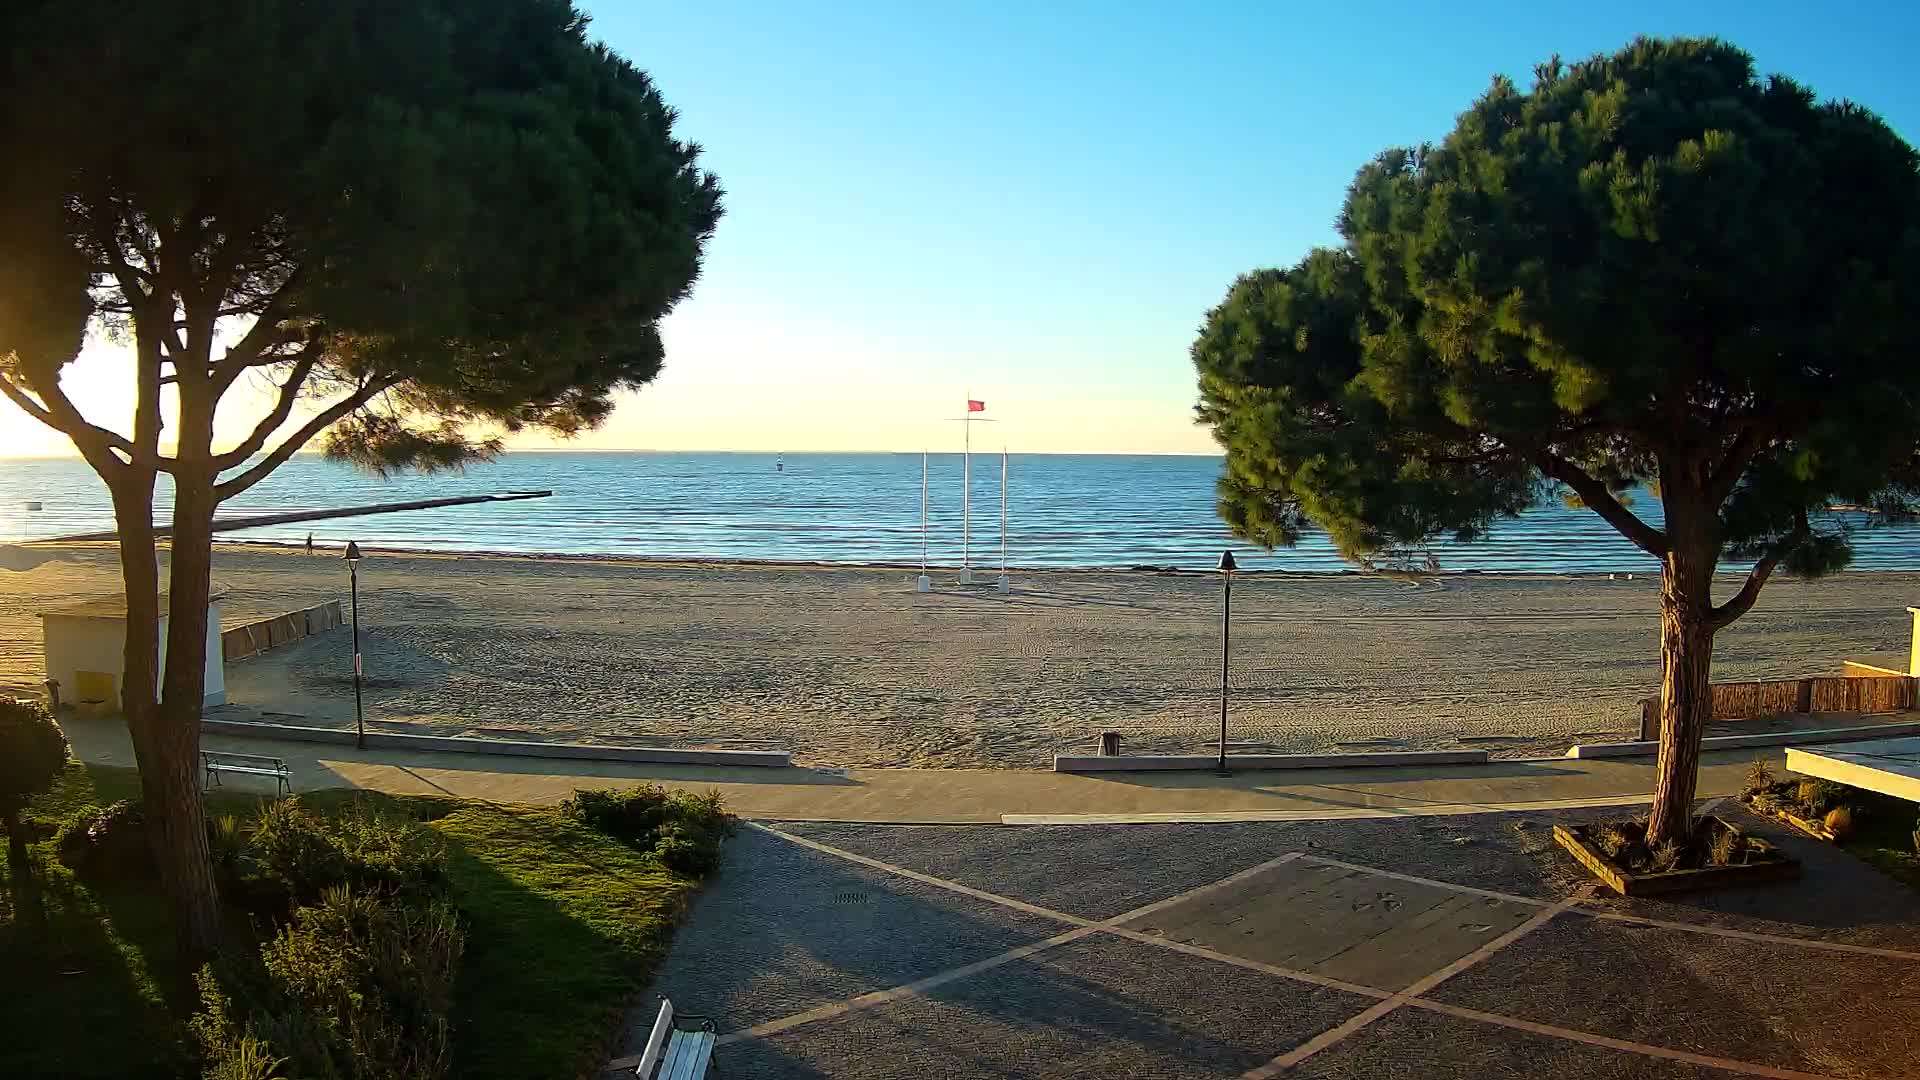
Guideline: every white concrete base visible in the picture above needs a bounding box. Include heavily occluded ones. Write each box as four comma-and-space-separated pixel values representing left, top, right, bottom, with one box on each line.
914, 574, 932, 593
198, 717, 793, 767
1005, 793, 1662, 825
1787, 737, 1920, 802
996, 574, 1010, 594
1052, 749, 1489, 773
1565, 718, 1920, 759
958, 568, 975, 585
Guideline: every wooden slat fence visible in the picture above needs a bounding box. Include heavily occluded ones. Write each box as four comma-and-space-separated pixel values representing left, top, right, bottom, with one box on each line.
1637, 672, 1918, 739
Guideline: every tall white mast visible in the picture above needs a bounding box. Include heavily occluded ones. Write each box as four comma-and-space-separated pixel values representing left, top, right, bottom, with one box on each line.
914, 449, 932, 593
961, 393, 973, 584
997, 447, 1010, 593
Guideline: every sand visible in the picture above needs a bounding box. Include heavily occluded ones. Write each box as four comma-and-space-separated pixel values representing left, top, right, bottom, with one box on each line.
0, 542, 1913, 768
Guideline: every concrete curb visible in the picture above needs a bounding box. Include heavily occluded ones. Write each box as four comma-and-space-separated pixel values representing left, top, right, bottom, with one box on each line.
1565, 719, 1920, 759
198, 718, 793, 767
1052, 749, 1490, 773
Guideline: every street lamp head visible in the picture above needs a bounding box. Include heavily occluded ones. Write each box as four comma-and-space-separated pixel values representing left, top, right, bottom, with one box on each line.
1216, 550, 1237, 576
344, 541, 363, 563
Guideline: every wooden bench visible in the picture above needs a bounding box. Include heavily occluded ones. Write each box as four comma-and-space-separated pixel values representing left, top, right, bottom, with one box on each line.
201, 750, 292, 797
634, 998, 716, 1079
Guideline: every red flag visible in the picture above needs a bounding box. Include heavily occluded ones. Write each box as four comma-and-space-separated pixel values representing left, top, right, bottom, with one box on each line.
967, 399, 986, 412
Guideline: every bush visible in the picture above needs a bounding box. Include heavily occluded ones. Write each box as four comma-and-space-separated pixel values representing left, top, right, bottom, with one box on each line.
1795, 778, 1825, 812
561, 785, 733, 876
1708, 825, 1744, 867
194, 886, 464, 1080
56, 800, 152, 879
0, 697, 69, 841
249, 798, 447, 910
1744, 756, 1774, 796
1825, 806, 1857, 842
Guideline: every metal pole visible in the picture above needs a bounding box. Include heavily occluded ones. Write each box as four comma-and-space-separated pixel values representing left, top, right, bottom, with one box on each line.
1217, 573, 1231, 776
921, 450, 929, 571
1000, 448, 1008, 575
962, 405, 971, 576
351, 563, 364, 750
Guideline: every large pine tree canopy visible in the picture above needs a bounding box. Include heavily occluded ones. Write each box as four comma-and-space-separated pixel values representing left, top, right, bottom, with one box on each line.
0, 0, 722, 480
1195, 37, 1920, 587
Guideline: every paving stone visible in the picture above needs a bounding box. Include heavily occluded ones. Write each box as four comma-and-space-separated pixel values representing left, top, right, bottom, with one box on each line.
1123, 859, 1535, 991
780, 820, 1314, 919
718, 933, 1375, 1079
1292, 1005, 1751, 1079
633, 828, 1064, 1040
1426, 913, 1920, 1077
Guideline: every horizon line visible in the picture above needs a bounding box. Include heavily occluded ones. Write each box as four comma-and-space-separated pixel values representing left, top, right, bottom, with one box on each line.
1, 447, 1229, 462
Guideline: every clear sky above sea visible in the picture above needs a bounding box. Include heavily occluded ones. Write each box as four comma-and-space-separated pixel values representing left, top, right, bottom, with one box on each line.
4, 1, 1918, 458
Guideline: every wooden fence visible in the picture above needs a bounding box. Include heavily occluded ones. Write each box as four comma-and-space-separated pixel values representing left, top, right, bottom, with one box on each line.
1637, 672, 1918, 740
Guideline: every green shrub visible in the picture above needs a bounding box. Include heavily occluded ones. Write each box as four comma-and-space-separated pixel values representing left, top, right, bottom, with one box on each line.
1647, 839, 1684, 873
0, 697, 69, 841
561, 785, 733, 876
1708, 826, 1744, 867
1588, 821, 1631, 859
1743, 756, 1774, 796
56, 799, 151, 879
194, 887, 463, 1080
1795, 778, 1824, 811
561, 785, 671, 842
249, 798, 447, 910
209, 814, 247, 879
1825, 806, 1858, 841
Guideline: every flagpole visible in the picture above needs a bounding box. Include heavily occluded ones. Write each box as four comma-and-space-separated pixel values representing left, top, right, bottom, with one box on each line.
998, 447, 1010, 594
961, 392, 972, 584
915, 449, 931, 593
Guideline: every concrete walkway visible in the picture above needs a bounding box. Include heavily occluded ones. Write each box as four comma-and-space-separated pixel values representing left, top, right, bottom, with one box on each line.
60, 713, 1770, 823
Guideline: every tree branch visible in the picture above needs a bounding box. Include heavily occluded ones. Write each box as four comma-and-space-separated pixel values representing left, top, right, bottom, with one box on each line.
211, 271, 306, 394
1705, 426, 1763, 506
0, 371, 158, 471
1708, 512, 1811, 632
210, 352, 320, 470
1536, 453, 1670, 557
213, 375, 401, 502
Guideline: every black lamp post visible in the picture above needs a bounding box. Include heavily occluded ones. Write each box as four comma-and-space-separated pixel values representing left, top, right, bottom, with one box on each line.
345, 541, 365, 749
1216, 549, 1237, 776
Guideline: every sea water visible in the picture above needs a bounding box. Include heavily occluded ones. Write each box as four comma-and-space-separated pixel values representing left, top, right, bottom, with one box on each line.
5, 451, 1920, 573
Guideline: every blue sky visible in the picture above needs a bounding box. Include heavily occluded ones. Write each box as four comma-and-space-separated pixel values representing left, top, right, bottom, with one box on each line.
5, 2, 1917, 457
569, 1, 1920, 454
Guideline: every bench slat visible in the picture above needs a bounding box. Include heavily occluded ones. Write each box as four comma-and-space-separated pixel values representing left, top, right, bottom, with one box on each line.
662, 1031, 714, 1080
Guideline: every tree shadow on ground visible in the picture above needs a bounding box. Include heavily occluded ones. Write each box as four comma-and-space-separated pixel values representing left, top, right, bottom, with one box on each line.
0, 840, 193, 1079
429, 803, 700, 1080
638, 828, 1337, 1078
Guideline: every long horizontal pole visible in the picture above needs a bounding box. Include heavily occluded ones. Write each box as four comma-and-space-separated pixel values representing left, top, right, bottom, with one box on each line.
42, 491, 554, 542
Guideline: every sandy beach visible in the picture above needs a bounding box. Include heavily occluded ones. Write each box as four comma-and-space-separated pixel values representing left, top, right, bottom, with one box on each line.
0, 542, 1913, 767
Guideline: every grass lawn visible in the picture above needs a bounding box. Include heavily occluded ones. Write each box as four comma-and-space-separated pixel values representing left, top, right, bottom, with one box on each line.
1841, 788, 1920, 891
1, 763, 709, 1080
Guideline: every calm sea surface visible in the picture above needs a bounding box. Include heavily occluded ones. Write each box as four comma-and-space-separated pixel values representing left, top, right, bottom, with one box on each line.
4, 451, 1920, 573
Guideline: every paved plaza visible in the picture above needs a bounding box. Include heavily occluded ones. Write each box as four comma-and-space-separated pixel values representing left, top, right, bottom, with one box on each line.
617, 803, 1920, 1079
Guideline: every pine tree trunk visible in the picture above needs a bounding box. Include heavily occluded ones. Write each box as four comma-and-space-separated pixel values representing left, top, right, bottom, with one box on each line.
157, 464, 223, 956
112, 469, 223, 957
1646, 542, 1717, 847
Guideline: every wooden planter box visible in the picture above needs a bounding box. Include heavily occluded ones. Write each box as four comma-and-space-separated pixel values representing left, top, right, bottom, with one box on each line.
1739, 797, 1839, 842
1553, 817, 1801, 897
